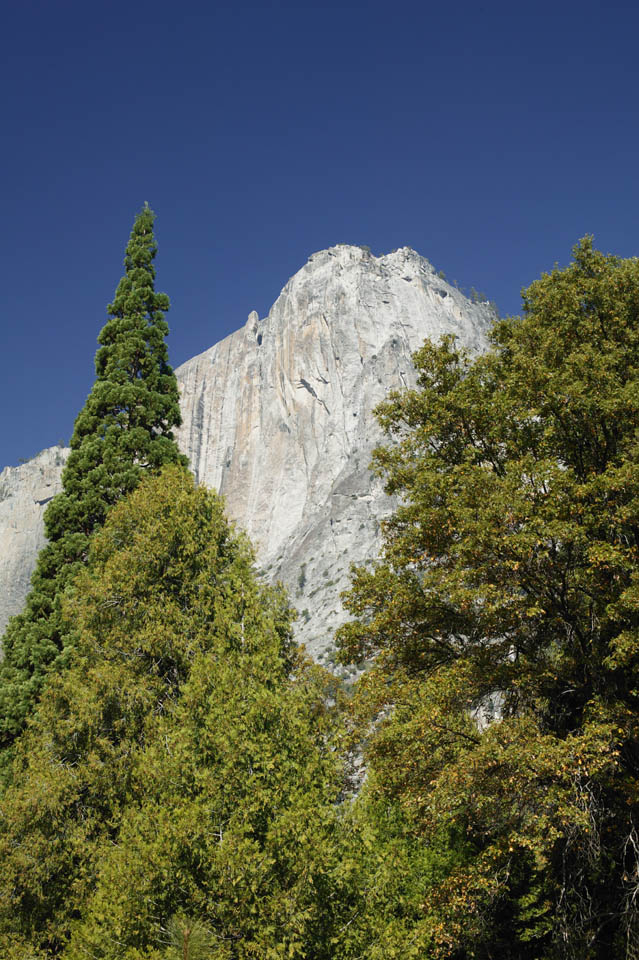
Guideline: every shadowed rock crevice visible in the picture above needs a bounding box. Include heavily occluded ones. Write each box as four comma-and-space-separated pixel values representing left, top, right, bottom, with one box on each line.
297, 378, 330, 415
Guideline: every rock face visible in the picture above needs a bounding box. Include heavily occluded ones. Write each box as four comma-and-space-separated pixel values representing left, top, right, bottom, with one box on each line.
176, 245, 492, 661
0, 446, 69, 634
0, 245, 493, 659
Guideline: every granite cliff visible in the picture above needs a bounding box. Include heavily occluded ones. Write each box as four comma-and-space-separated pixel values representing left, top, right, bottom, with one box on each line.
0, 446, 69, 636
0, 245, 493, 659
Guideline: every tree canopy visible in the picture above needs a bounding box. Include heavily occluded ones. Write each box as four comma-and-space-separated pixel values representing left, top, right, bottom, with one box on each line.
4, 229, 639, 958
0, 206, 186, 748
338, 238, 639, 958
0, 467, 344, 960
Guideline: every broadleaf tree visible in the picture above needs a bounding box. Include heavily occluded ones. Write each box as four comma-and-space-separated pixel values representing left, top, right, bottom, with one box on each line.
0, 204, 186, 749
338, 238, 639, 958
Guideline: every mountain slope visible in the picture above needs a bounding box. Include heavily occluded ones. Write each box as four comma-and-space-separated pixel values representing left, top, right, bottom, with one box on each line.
0, 245, 493, 657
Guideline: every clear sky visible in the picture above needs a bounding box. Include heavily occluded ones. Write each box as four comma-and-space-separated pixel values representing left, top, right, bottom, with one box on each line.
2, 0, 638, 468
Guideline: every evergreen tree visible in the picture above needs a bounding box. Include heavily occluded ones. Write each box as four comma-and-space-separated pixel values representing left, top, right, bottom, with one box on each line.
0, 467, 343, 959
338, 238, 639, 958
0, 205, 186, 748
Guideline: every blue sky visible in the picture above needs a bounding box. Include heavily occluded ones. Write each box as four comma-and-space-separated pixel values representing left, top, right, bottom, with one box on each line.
2, 0, 638, 467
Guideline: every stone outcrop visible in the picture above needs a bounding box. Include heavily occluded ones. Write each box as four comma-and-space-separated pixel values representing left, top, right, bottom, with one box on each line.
0, 446, 69, 634
0, 245, 493, 659
175, 245, 492, 661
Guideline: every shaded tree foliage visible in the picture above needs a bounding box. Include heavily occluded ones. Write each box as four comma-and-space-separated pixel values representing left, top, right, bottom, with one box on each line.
0, 206, 185, 747
338, 238, 639, 958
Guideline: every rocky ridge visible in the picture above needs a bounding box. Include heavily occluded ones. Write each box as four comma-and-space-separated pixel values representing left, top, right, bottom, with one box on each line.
0, 245, 493, 659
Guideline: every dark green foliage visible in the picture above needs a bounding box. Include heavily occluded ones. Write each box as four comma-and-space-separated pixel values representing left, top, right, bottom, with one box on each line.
329, 796, 473, 959
0, 206, 186, 748
338, 238, 639, 958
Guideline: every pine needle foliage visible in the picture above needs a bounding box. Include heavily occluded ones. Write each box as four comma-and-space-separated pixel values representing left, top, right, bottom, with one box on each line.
0, 205, 186, 749
162, 913, 213, 960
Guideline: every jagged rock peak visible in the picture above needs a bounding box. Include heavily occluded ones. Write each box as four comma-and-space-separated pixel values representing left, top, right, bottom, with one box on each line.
174, 242, 493, 659
0, 244, 494, 660
235, 243, 463, 332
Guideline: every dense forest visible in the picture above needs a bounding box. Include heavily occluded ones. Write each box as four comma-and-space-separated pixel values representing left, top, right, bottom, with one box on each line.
1, 210, 638, 959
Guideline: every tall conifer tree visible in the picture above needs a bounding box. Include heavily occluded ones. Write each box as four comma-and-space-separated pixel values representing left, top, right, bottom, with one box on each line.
0, 205, 186, 747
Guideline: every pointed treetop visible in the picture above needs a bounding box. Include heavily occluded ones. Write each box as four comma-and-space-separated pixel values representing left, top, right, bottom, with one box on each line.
0, 206, 185, 750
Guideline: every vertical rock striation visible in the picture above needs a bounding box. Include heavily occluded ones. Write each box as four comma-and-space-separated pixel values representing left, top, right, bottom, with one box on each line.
0, 246, 493, 657
175, 245, 492, 660
0, 446, 69, 635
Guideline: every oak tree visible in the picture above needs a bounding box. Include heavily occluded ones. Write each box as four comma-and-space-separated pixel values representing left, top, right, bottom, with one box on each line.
338, 238, 639, 958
